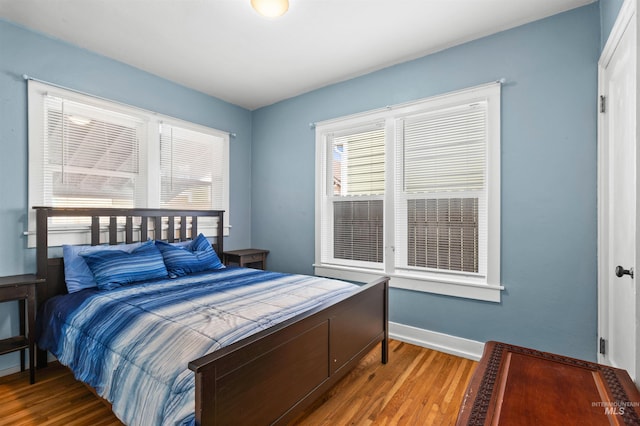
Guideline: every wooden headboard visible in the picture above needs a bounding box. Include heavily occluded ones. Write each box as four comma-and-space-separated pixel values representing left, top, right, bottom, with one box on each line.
33, 207, 224, 304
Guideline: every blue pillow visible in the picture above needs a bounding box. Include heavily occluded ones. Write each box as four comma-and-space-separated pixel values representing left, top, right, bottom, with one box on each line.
63, 242, 143, 293
155, 233, 224, 277
80, 240, 169, 290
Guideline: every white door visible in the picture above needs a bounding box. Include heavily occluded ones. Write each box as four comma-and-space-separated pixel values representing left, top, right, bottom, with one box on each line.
598, 0, 638, 381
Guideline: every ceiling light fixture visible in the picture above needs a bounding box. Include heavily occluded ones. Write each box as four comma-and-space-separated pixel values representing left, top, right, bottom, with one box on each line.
251, 0, 289, 18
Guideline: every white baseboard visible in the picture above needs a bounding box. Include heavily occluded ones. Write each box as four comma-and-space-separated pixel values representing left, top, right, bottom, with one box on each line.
389, 322, 484, 361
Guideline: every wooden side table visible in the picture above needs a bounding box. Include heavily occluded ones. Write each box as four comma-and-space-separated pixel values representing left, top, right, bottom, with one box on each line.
223, 249, 269, 270
0, 274, 43, 384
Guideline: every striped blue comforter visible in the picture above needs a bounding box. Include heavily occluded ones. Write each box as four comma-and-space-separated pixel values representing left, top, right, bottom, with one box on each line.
37, 267, 358, 426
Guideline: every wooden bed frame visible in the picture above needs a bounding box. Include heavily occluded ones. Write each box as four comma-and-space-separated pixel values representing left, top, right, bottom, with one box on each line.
34, 206, 389, 425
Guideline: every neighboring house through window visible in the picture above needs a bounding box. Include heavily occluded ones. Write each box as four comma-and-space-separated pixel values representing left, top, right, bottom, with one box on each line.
315, 83, 502, 301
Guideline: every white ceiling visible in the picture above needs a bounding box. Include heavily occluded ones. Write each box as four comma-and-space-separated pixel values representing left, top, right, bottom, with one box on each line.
0, 0, 595, 110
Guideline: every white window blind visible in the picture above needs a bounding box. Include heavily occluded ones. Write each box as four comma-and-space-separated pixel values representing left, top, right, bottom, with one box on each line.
395, 103, 488, 276
160, 123, 226, 210
41, 95, 146, 209
402, 105, 486, 193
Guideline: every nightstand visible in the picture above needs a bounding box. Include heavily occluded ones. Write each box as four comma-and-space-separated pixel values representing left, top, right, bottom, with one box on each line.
0, 274, 43, 384
223, 249, 270, 270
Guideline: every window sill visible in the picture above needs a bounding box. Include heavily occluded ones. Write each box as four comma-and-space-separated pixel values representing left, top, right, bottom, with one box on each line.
314, 263, 503, 302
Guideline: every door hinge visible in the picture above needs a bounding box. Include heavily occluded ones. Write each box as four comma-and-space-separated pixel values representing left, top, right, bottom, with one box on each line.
600, 95, 606, 113
599, 337, 606, 355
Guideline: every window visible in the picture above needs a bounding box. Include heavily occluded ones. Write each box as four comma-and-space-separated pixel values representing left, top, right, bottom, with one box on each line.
159, 122, 227, 211
315, 83, 502, 301
27, 81, 229, 246
321, 126, 385, 267
35, 93, 146, 210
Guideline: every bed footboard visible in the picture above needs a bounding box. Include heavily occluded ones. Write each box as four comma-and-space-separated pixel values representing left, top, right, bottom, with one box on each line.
188, 276, 389, 425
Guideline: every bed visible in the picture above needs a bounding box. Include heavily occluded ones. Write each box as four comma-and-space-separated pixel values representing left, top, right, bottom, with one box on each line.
33, 207, 389, 426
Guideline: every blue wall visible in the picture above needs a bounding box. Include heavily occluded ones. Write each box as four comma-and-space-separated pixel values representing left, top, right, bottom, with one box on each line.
252, 4, 601, 360
600, 0, 626, 50
0, 19, 253, 371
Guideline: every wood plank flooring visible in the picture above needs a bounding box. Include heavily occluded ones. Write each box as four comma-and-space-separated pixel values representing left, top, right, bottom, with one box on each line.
0, 340, 477, 426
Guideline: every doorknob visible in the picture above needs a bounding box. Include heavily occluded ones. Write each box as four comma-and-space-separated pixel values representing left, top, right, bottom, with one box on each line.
615, 266, 634, 278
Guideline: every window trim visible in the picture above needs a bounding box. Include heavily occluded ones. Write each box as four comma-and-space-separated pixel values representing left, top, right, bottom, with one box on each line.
27, 80, 230, 247
314, 83, 502, 302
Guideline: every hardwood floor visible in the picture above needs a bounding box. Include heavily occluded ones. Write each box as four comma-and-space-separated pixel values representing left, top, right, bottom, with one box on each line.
290, 340, 477, 425
0, 361, 121, 426
0, 340, 476, 426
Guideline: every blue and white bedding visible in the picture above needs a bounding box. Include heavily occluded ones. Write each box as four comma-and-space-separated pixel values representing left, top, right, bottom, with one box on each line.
37, 267, 358, 426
